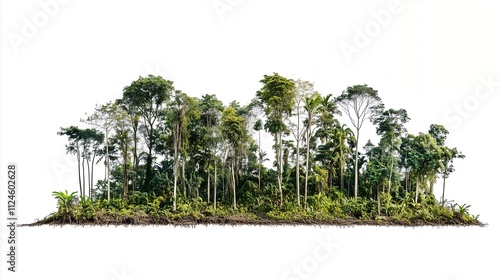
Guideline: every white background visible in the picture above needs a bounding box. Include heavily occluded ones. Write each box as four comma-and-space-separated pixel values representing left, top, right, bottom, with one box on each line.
1, 0, 499, 279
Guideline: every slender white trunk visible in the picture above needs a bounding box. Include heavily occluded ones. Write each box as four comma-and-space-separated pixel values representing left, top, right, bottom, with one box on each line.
232, 152, 236, 210
304, 124, 311, 207
173, 123, 179, 211
441, 177, 446, 206
207, 162, 210, 203
388, 156, 394, 194
82, 158, 86, 198
354, 127, 360, 199
258, 130, 261, 191
278, 131, 283, 207
76, 147, 82, 197
213, 159, 217, 209
296, 107, 300, 206
105, 128, 110, 201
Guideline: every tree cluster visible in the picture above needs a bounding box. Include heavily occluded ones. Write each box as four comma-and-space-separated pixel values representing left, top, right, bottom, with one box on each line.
58, 73, 465, 212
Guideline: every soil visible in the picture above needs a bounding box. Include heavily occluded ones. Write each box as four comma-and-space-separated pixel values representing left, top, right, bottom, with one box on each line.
22, 213, 485, 227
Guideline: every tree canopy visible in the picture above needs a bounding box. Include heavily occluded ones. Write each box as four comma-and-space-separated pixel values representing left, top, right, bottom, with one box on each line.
47, 72, 480, 226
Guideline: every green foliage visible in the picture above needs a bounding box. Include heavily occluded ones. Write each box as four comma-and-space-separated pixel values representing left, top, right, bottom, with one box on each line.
52, 190, 78, 213
50, 74, 479, 226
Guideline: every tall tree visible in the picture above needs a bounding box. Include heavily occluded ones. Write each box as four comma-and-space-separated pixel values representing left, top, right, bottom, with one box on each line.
168, 90, 199, 210
82, 102, 116, 200
371, 108, 410, 194
200, 94, 224, 203
123, 75, 174, 189
58, 126, 84, 196
58, 126, 104, 199
253, 119, 263, 191
111, 102, 133, 196
336, 84, 382, 199
290, 79, 311, 206
427, 124, 465, 202
408, 133, 444, 203
81, 128, 104, 200
116, 98, 141, 192
256, 73, 296, 207
303, 92, 322, 207
440, 147, 465, 205
221, 106, 247, 210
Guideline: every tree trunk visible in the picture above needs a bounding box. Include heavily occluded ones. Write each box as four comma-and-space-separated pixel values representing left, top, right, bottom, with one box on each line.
207, 162, 211, 203
76, 147, 82, 197
86, 157, 91, 199
145, 120, 154, 189
123, 143, 128, 197
105, 128, 110, 201
296, 108, 301, 207
82, 158, 86, 198
277, 132, 283, 208
232, 154, 237, 210
415, 176, 419, 203
213, 159, 217, 209
405, 170, 409, 195
173, 123, 179, 211
91, 153, 95, 201
354, 127, 360, 199
304, 125, 311, 208
340, 160, 344, 193
182, 158, 186, 198
388, 156, 394, 194
133, 122, 138, 191
377, 188, 381, 216
258, 130, 261, 191
441, 177, 446, 206
222, 160, 225, 201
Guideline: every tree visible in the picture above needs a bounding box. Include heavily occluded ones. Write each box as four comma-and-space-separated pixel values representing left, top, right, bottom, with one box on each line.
371, 107, 410, 194
168, 90, 199, 210
405, 133, 444, 203
117, 98, 141, 192
253, 119, 263, 191
256, 73, 296, 207
82, 102, 116, 200
58, 126, 104, 199
200, 94, 224, 203
81, 128, 104, 200
303, 92, 322, 207
441, 147, 465, 205
58, 126, 84, 196
290, 79, 312, 206
221, 106, 247, 210
110, 102, 133, 196
123, 75, 174, 189
427, 124, 465, 204
336, 84, 382, 199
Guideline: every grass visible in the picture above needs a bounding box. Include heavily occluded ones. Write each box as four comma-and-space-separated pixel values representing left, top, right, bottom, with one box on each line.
25, 191, 484, 227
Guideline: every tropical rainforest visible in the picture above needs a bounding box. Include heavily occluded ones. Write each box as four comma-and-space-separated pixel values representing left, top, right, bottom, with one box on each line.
34, 73, 482, 226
